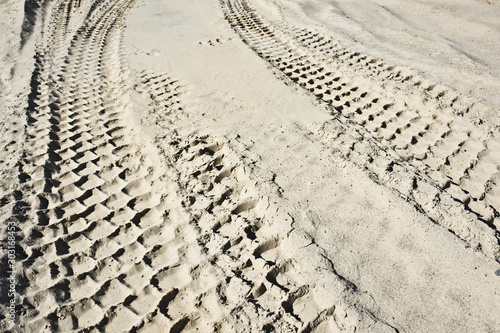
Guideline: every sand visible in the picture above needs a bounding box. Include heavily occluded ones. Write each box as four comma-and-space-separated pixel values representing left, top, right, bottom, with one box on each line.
0, 0, 499, 332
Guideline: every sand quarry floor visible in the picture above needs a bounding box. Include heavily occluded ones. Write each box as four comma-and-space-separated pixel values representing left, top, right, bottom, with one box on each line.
1, 0, 500, 332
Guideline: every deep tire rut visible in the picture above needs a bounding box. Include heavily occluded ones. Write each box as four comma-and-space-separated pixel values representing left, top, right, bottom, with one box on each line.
220, 0, 500, 261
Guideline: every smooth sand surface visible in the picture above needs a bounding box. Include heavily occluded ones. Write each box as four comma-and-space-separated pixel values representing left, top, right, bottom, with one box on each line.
1, 0, 499, 332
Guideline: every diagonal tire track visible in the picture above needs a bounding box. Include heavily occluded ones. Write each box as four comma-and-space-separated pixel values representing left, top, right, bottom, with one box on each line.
2, 1, 394, 332
220, 0, 500, 261
3, 0, 496, 332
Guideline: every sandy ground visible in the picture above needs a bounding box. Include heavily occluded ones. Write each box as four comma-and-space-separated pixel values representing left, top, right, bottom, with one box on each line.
1, 0, 499, 332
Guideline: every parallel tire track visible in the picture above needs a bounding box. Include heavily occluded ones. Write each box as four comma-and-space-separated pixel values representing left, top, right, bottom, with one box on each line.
1, 0, 394, 332
0, 0, 220, 331
220, 0, 500, 261
2, 0, 496, 331
2, 0, 177, 331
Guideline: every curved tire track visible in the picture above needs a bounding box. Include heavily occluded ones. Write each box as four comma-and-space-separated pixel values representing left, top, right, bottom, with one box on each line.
220, 0, 500, 261
2, 0, 495, 331
1, 0, 394, 332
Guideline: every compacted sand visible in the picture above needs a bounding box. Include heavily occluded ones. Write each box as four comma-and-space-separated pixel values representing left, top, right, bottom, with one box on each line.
1, 0, 500, 332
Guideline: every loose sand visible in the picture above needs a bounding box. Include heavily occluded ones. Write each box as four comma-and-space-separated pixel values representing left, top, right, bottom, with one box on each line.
1, 0, 499, 332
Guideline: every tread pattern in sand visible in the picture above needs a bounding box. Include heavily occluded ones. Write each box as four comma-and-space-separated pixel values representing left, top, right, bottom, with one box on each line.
4, 0, 172, 331
221, 0, 500, 261
0, 1, 200, 332
136, 71, 185, 128
0, 0, 394, 331
135, 71, 392, 331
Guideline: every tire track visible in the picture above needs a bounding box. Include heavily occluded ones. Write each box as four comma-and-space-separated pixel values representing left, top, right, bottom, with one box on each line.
2, 0, 495, 331
0, 0, 392, 331
158, 133, 396, 332
135, 71, 396, 332
220, 0, 500, 261
5, 0, 173, 331
290, 27, 495, 121
0, 0, 211, 331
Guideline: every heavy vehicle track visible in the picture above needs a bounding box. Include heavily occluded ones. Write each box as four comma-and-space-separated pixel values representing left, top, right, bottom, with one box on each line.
1, 0, 498, 331
1, 0, 395, 332
220, 0, 500, 261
